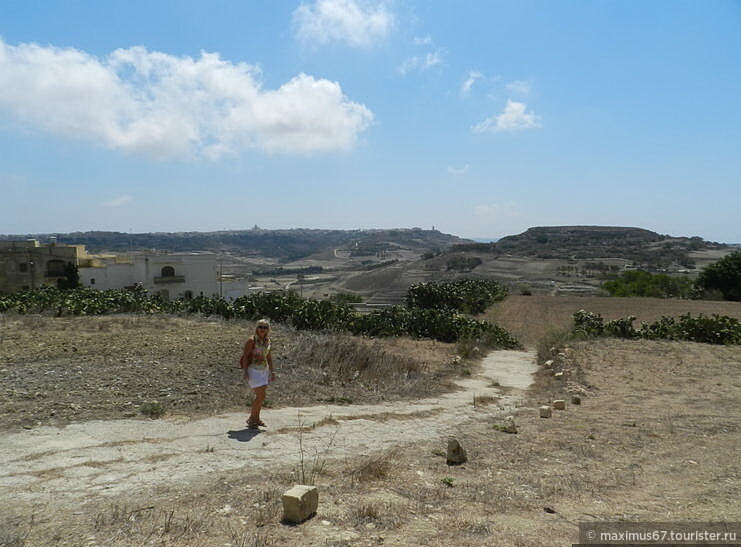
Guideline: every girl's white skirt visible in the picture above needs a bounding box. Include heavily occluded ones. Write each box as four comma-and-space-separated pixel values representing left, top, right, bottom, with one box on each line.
246, 366, 270, 388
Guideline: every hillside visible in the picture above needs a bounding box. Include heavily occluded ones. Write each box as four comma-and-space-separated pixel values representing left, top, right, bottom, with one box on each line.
0, 228, 466, 261
448, 226, 727, 269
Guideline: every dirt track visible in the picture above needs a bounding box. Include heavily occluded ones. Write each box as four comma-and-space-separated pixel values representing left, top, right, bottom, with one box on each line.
1, 350, 536, 509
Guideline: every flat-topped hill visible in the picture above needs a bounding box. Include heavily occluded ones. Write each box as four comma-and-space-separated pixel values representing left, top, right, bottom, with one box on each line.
448, 226, 727, 268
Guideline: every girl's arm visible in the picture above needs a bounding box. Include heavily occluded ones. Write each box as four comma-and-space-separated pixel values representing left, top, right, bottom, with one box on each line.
241, 337, 254, 368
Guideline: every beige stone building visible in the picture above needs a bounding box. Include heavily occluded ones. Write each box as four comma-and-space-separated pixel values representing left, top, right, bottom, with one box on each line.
78, 252, 218, 300
0, 239, 88, 293
1, 240, 219, 300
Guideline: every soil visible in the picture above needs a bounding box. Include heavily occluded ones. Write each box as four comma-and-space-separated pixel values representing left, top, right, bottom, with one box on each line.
484, 294, 741, 346
1, 301, 740, 546
0, 314, 458, 431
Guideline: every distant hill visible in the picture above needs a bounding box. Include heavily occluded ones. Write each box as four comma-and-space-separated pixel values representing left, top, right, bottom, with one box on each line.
0, 228, 466, 261
447, 226, 728, 269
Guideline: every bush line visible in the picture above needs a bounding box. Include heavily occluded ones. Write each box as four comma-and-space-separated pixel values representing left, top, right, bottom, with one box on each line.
573, 309, 741, 345
0, 280, 520, 348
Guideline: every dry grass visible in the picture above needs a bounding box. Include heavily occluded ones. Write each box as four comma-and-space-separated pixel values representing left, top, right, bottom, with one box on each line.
485, 294, 741, 347
0, 314, 457, 429
3, 296, 741, 546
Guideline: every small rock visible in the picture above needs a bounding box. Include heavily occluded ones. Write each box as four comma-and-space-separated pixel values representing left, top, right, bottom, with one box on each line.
553, 400, 566, 410
282, 485, 318, 524
544, 360, 554, 368
571, 394, 581, 405
216, 504, 233, 515
539, 406, 552, 418
554, 371, 564, 378
502, 415, 517, 434
446, 438, 467, 465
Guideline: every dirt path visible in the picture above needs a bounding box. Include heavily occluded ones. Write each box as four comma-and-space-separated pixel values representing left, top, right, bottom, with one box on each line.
1, 350, 536, 508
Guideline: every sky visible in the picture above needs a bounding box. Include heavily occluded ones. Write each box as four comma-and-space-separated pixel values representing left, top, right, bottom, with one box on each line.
1, 0, 740, 242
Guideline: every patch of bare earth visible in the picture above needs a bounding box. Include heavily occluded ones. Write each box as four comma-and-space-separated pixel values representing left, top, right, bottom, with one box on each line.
485, 294, 741, 347
1, 303, 740, 546
0, 314, 458, 430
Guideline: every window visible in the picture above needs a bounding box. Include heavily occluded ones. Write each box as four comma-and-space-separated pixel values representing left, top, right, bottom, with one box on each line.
18, 263, 28, 273
90, 278, 96, 285
46, 259, 66, 277
161, 266, 175, 277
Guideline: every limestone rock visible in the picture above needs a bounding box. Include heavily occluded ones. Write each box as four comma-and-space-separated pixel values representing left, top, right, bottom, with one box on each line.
544, 359, 554, 368
553, 400, 566, 410
283, 485, 318, 524
446, 438, 467, 465
503, 415, 518, 434
539, 405, 552, 418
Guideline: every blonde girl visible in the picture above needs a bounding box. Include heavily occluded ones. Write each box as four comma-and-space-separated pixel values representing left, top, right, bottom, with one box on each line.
240, 318, 275, 428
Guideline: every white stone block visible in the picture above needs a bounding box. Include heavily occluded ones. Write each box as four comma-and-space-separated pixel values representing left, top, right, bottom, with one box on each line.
539, 405, 552, 418
283, 485, 318, 523
553, 400, 566, 410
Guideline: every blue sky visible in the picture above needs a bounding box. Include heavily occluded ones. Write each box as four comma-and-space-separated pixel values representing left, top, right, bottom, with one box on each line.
1, 1, 740, 242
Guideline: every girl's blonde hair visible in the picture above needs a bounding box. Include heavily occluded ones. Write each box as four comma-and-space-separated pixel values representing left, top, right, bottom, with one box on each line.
255, 318, 270, 337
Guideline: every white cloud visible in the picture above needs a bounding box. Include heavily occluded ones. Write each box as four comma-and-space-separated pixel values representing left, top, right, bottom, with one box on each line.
447, 164, 469, 176
0, 38, 373, 159
473, 100, 541, 133
398, 51, 442, 75
505, 80, 532, 96
293, 0, 394, 48
102, 194, 133, 208
460, 70, 483, 97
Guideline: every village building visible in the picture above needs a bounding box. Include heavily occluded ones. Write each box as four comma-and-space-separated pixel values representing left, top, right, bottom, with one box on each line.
0, 239, 87, 293
1, 239, 219, 300
78, 252, 218, 300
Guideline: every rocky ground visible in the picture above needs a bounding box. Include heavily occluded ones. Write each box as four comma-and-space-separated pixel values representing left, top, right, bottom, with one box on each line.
0, 314, 458, 431
1, 307, 739, 546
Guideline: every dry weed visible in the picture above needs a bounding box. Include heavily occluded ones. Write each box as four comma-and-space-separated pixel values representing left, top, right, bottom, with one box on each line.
348, 450, 396, 485
345, 501, 406, 530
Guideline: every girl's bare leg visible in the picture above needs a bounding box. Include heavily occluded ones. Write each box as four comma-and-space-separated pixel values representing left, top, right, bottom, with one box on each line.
249, 385, 267, 425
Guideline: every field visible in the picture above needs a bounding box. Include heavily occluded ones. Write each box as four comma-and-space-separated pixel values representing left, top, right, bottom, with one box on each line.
1, 295, 740, 546
484, 294, 741, 347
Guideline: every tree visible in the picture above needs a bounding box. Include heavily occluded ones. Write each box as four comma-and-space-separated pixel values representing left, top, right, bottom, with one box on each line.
57, 263, 81, 290
695, 251, 741, 301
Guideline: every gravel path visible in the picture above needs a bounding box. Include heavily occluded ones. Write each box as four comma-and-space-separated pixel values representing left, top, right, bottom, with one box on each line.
1, 350, 536, 508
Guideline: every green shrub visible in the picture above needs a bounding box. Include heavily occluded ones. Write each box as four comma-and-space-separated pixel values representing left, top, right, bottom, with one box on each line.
140, 401, 166, 418
572, 309, 606, 337
0, 281, 520, 346
329, 292, 364, 304
573, 309, 741, 345
405, 279, 508, 314
602, 270, 693, 298
694, 250, 741, 301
